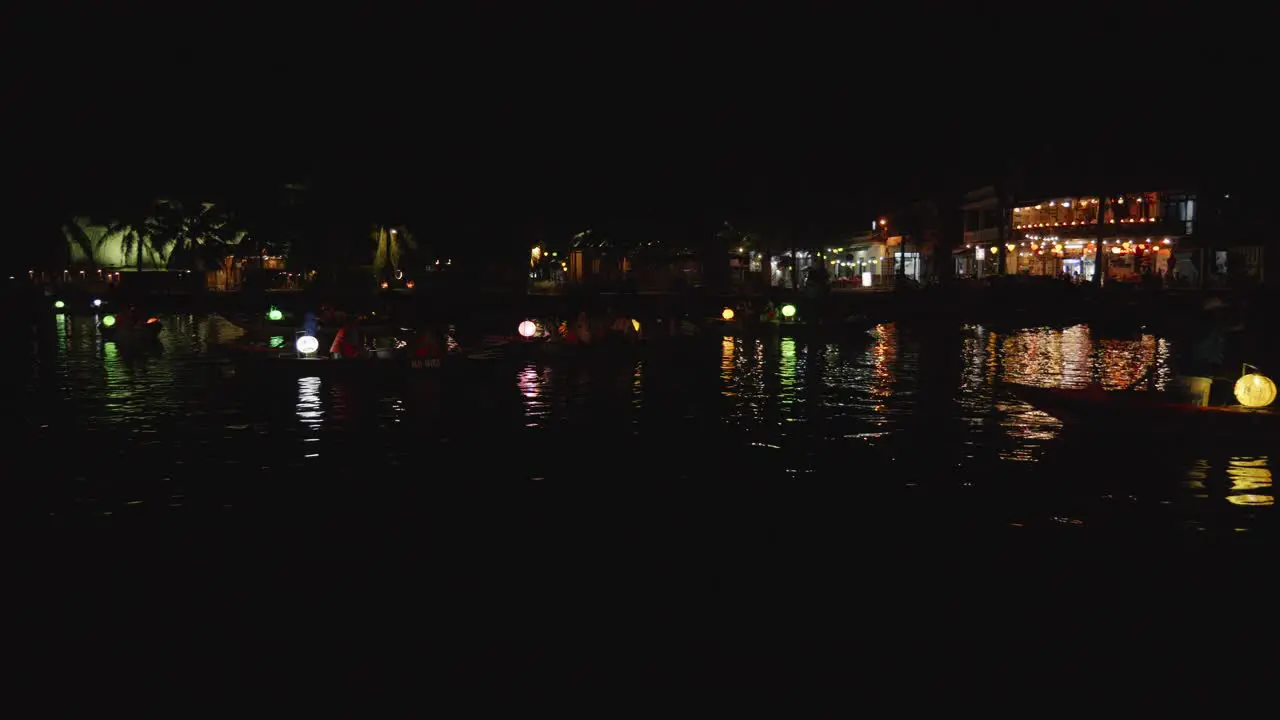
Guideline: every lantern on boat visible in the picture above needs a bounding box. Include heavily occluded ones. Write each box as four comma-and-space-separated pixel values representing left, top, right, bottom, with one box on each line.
296, 335, 319, 355
1233, 372, 1276, 408
54, 300, 65, 310
631, 319, 641, 333
781, 304, 797, 319
101, 314, 116, 327
92, 298, 102, 308
518, 320, 537, 338
267, 307, 283, 321
722, 307, 735, 321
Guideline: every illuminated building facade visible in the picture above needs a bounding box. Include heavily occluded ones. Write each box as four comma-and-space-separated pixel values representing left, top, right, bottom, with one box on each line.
957, 188, 1199, 284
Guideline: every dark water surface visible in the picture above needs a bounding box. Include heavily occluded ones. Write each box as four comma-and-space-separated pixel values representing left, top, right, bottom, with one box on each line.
22, 314, 1275, 530
18, 313, 1278, 695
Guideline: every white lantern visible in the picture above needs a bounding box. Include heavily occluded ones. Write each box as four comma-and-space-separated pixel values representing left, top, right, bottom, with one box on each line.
518, 320, 537, 338
296, 335, 320, 355
1233, 373, 1277, 408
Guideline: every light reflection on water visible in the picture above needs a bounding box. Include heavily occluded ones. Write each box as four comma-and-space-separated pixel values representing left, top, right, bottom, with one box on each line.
18, 314, 1277, 533
1225, 457, 1273, 507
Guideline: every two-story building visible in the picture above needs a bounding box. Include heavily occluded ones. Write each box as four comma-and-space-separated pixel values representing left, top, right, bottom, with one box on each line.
956, 186, 1006, 279
956, 186, 1203, 285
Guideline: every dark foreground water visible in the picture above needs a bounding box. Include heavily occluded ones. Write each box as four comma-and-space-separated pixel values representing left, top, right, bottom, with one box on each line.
15, 313, 1279, 698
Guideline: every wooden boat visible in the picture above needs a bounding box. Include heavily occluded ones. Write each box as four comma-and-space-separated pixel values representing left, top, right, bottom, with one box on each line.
100, 318, 163, 343
1004, 382, 1280, 436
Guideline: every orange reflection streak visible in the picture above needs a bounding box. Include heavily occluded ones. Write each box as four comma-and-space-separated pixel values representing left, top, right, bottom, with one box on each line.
995, 325, 1172, 390
867, 324, 897, 412
1225, 456, 1273, 506
720, 336, 736, 395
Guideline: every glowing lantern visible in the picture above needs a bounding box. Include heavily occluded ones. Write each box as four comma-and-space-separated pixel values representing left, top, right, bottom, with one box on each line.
296, 335, 319, 354
102, 315, 116, 327
267, 307, 283, 321
722, 307, 735, 321
518, 320, 537, 338
631, 319, 641, 333
92, 298, 102, 307
781, 304, 797, 319
145, 317, 159, 325
1233, 373, 1276, 408
406, 280, 415, 289
54, 300, 65, 310
380, 281, 389, 289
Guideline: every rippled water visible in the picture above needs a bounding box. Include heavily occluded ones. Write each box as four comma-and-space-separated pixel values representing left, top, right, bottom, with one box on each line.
18, 313, 1276, 540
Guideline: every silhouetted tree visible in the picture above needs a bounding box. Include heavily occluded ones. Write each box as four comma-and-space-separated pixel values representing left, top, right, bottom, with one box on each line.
98, 203, 167, 271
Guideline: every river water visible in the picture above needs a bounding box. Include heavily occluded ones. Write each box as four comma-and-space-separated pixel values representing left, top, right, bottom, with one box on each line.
18, 312, 1278, 692
22, 313, 1275, 532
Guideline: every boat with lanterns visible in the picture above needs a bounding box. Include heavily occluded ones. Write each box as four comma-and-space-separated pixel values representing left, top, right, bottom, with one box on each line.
98, 311, 163, 342
1005, 367, 1279, 437
220, 323, 522, 379
714, 303, 876, 340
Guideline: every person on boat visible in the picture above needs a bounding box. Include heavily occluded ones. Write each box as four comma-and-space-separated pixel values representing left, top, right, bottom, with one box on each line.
760, 300, 777, 324
115, 305, 135, 330
330, 319, 362, 359
574, 311, 592, 345
1183, 297, 1235, 377
1166, 296, 1242, 405
608, 308, 637, 344
412, 326, 445, 361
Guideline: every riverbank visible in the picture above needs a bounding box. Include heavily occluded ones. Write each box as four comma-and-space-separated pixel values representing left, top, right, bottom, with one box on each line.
16, 280, 1276, 346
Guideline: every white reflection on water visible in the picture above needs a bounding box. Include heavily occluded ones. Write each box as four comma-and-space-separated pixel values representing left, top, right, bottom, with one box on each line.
296, 376, 324, 433
518, 362, 550, 423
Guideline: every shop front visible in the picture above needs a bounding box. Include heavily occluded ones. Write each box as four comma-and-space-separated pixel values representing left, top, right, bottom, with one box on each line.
964, 234, 1176, 283
1009, 234, 1174, 283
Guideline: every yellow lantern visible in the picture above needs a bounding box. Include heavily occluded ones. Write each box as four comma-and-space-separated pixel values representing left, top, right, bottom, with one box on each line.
722, 307, 735, 321
1233, 373, 1277, 408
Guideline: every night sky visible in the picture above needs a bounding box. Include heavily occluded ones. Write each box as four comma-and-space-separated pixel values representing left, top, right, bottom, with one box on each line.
5, 7, 1262, 268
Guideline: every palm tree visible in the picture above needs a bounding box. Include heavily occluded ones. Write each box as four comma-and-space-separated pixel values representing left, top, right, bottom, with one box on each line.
62, 218, 98, 269
98, 205, 166, 272
161, 200, 238, 272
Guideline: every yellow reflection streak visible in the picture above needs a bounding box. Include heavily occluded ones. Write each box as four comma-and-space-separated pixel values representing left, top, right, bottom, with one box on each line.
1226, 456, 1273, 506
779, 338, 796, 406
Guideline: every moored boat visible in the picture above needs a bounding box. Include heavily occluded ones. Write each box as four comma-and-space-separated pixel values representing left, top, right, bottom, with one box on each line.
1004, 382, 1280, 436
100, 316, 163, 342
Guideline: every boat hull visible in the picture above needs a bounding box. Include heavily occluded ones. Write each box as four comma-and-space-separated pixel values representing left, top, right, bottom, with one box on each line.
101, 323, 163, 343
713, 319, 876, 339
1005, 383, 1280, 436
